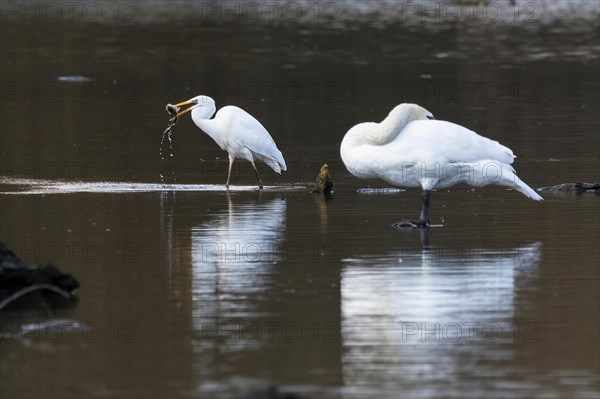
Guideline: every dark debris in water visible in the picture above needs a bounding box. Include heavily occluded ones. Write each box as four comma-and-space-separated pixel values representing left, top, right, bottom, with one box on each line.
0, 319, 90, 342
0, 242, 79, 309
537, 182, 600, 193
356, 187, 404, 194
232, 386, 310, 399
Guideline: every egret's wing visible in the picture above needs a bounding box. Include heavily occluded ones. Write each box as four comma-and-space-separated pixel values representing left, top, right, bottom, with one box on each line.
395, 120, 516, 164
217, 106, 287, 171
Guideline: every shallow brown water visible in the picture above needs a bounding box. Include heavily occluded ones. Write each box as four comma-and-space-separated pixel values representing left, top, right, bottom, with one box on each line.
1, 1, 599, 398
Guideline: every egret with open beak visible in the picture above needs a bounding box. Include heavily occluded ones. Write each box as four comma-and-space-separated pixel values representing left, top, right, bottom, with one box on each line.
171, 95, 286, 189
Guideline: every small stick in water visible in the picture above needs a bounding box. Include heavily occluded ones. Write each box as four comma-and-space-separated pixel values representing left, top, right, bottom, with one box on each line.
312, 163, 334, 195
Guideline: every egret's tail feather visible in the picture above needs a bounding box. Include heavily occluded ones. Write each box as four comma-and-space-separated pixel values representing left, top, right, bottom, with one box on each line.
265, 158, 285, 174
513, 178, 544, 201
270, 162, 281, 174
277, 158, 287, 172
497, 163, 543, 201
465, 161, 543, 201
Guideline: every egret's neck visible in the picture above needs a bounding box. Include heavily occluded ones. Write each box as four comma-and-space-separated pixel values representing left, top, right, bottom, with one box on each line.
190, 104, 226, 148
191, 103, 216, 121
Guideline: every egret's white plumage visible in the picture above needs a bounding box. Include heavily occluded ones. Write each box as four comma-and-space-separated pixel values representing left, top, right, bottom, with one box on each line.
340, 103, 542, 227
174, 95, 286, 188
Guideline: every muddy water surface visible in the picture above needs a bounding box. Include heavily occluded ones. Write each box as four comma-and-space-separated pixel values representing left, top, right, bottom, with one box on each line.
1, 2, 598, 398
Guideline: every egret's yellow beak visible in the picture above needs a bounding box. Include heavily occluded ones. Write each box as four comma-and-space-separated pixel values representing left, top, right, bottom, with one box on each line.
174, 98, 196, 118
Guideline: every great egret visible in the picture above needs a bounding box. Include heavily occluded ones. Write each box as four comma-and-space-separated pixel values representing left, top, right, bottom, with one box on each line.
340, 103, 543, 228
173, 95, 286, 189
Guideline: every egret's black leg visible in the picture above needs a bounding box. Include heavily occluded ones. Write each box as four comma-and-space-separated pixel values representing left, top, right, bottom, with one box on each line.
419, 189, 431, 222
251, 162, 264, 190
392, 189, 431, 228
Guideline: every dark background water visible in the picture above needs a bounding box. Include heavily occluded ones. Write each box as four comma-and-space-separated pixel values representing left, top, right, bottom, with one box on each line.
1, 1, 599, 398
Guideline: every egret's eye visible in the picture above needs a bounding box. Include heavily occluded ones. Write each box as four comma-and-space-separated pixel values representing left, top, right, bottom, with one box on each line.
426, 115, 435, 120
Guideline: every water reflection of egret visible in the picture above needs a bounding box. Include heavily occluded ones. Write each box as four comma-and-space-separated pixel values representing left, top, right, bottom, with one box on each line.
191, 196, 286, 319
341, 243, 542, 398
173, 95, 287, 189
340, 103, 543, 227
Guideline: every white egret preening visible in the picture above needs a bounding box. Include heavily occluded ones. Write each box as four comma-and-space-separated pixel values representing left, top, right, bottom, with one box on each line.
340, 103, 543, 227
173, 95, 287, 189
